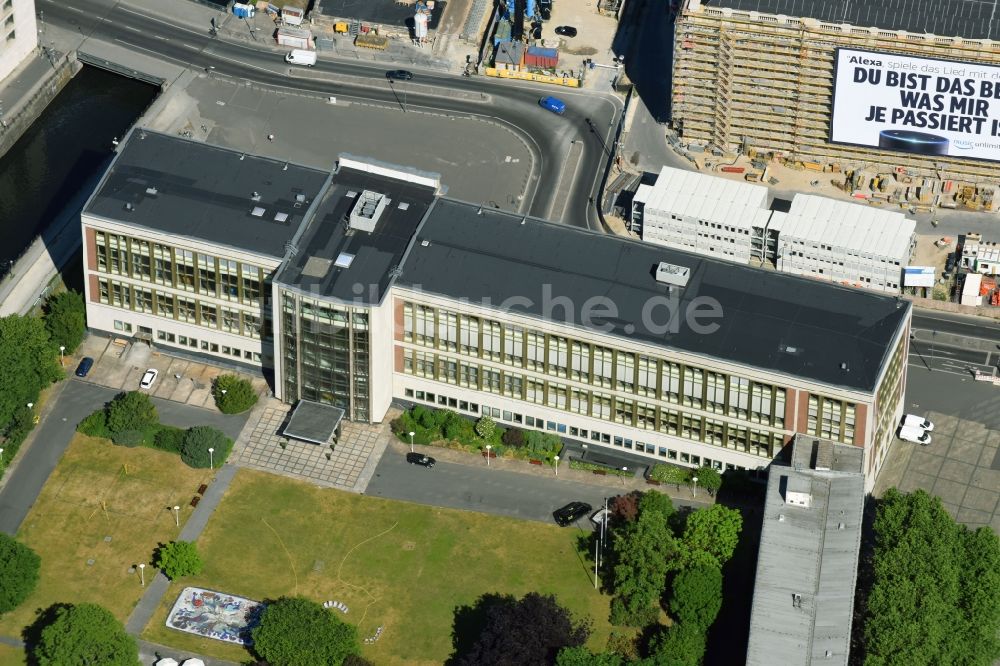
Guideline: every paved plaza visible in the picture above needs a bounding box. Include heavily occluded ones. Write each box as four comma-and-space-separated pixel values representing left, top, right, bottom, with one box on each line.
232, 402, 389, 493
874, 412, 1000, 532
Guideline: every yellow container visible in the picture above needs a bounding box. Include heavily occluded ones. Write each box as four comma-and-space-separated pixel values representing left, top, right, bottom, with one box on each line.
334, 22, 349, 33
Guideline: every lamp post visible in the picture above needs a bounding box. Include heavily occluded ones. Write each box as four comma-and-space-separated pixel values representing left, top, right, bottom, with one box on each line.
554, 455, 560, 476
692, 475, 699, 499
208, 447, 215, 470
485, 444, 492, 467
621, 466, 628, 486
173, 505, 180, 527
26, 402, 33, 410
408, 431, 415, 453
59, 345, 65, 367
138, 563, 145, 587
0, 447, 4, 466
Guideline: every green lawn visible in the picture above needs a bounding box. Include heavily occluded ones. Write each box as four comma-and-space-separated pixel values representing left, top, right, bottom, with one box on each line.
0, 643, 26, 665
0, 435, 213, 637
142, 469, 612, 665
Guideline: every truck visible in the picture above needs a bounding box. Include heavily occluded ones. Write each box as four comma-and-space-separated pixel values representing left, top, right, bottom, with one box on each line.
898, 425, 932, 445
901, 414, 934, 431
285, 49, 316, 67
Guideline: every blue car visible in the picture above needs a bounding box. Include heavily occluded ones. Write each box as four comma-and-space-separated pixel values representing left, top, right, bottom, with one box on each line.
75, 357, 94, 377
539, 96, 566, 115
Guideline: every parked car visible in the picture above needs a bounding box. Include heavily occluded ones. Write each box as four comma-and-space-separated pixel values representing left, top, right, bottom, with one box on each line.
74, 357, 94, 378
539, 96, 566, 115
386, 69, 414, 81
139, 368, 158, 389
554, 25, 577, 37
553, 501, 592, 526
898, 425, 931, 445
901, 413, 934, 431
406, 452, 436, 468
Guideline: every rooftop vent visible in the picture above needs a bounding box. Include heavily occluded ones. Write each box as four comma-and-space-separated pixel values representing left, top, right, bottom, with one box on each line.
124, 202, 134, 212
785, 476, 812, 507
838, 522, 845, 530
294, 193, 307, 208
349, 190, 390, 233
334, 252, 355, 268
655, 262, 690, 288
240, 153, 246, 161
145, 187, 158, 196
778, 514, 785, 522
421, 239, 430, 247
346, 190, 358, 198
840, 362, 850, 371
251, 191, 261, 202
792, 593, 802, 609
274, 211, 289, 223
251, 207, 266, 218
398, 201, 410, 211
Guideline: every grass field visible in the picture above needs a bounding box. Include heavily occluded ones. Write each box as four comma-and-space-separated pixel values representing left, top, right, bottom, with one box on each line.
0, 643, 26, 665
0, 434, 213, 637
142, 469, 612, 665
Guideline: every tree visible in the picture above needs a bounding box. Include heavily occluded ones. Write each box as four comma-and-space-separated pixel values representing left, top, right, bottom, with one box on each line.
502, 427, 526, 448
864, 489, 1000, 666
557, 645, 624, 666
646, 622, 706, 666
638, 490, 674, 520
676, 505, 743, 569
612, 509, 675, 622
475, 414, 496, 441
0, 534, 40, 614
104, 391, 158, 435
0, 315, 61, 436
453, 592, 590, 666
180, 426, 232, 469
43, 291, 86, 355
251, 596, 359, 666
688, 466, 721, 496
212, 374, 258, 414
32, 603, 138, 666
668, 566, 723, 632
610, 491, 643, 524
153, 541, 203, 580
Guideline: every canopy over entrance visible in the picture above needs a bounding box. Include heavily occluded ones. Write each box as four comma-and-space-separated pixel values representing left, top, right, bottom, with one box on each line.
283, 400, 345, 444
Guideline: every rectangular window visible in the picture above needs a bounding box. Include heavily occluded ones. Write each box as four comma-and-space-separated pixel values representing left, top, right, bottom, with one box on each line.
176, 250, 195, 292
438, 311, 458, 352
615, 351, 635, 393
570, 389, 588, 414
547, 383, 568, 410
526, 332, 545, 371
637, 356, 657, 397
483, 369, 501, 393
570, 341, 589, 382
415, 352, 435, 378
155, 292, 175, 318
681, 414, 702, 440
200, 304, 218, 329
549, 336, 568, 378
198, 255, 217, 296
682, 368, 704, 408
593, 347, 613, 388
403, 302, 413, 342
241, 264, 261, 303
135, 288, 153, 314
526, 379, 544, 404
503, 325, 523, 366
439, 358, 458, 384
728, 376, 749, 419
704, 419, 724, 445
659, 408, 679, 435
482, 321, 501, 361
177, 298, 196, 323
705, 372, 726, 413
222, 309, 240, 334
614, 398, 635, 425
592, 393, 612, 420
460, 316, 480, 356
661, 362, 680, 403
460, 363, 479, 388
637, 403, 656, 429
502, 373, 522, 398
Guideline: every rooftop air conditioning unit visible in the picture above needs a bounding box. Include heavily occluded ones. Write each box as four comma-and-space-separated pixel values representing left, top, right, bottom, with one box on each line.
655, 262, 690, 288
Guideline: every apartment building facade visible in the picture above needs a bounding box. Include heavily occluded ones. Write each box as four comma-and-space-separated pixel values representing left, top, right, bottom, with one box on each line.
0, 0, 36, 83
81, 131, 911, 490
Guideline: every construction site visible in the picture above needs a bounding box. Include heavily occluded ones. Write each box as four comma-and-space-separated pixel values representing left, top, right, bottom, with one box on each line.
671, 0, 1000, 214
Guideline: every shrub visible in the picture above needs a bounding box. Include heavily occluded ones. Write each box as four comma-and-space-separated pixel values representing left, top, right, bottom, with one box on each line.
212, 374, 258, 414
689, 466, 722, 495
42, 291, 87, 355
180, 426, 233, 469
475, 414, 496, 440
502, 428, 526, 448
111, 429, 144, 448
649, 464, 690, 488
524, 430, 562, 456
77, 410, 110, 439
153, 426, 185, 454
0, 534, 40, 614
153, 541, 203, 580
105, 391, 158, 435
569, 460, 632, 476
32, 603, 137, 666
608, 596, 659, 628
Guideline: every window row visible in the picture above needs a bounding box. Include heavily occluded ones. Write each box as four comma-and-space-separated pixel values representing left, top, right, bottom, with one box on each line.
401, 302, 788, 427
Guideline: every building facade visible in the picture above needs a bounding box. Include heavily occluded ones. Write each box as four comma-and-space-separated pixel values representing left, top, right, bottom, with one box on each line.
633, 166, 915, 292
0, 0, 36, 83
81, 131, 912, 490
672, 0, 1000, 184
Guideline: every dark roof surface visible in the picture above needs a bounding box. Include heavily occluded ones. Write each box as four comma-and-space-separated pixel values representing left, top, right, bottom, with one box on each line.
284, 400, 345, 444
84, 130, 329, 259
701, 0, 1000, 40
398, 200, 910, 393
274, 165, 436, 304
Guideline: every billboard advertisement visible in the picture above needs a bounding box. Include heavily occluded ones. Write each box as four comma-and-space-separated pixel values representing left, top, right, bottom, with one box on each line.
831, 48, 1000, 163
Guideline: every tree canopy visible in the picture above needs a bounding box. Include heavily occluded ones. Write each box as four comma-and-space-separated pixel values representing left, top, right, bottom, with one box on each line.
153, 541, 203, 580
864, 489, 1000, 666
668, 565, 723, 632
452, 592, 590, 666
180, 425, 233, 468
0, 534, 40, 614
251, 596, 359, 666
676, 504, 742, 569
556, 645, 624, 666
212, 374, 258, 414
105, 391, 158, 435
32, 603, 138, 666
43, 291, 86, 355
688, 466, 721, 495
612, 507, 675, 621
0, 314, 61, 436
644, 622, 706, 666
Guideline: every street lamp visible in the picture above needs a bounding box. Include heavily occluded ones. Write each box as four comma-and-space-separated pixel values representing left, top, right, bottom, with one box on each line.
621, 466, 628, 486
554, 455, 560, 476
26, 403, 33, 410
208, 447, 215, 470
138, 563, 145, 587
408, 431, 415, 453
0, 447, 4, 466
485, 444, 492, 467
692, 475, 699, 499
59, 345, 65, 367
172, 505, 180, 527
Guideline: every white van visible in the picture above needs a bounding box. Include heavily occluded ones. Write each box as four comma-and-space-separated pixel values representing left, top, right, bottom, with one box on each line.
901, 414, 934, 431
285, 49, 316, 67
898, 425, 932, 445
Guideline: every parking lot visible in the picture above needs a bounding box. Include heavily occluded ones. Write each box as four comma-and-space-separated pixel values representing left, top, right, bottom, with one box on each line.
73, 335, 269, 411
875, 411, 1000, 532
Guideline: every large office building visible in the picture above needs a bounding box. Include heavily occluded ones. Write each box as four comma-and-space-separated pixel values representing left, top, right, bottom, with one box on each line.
746, 435, 865, 665
672, 0, 1000, 184
632, 166, 915, 292
0, 0, 37, 83
81, 130, 912, 489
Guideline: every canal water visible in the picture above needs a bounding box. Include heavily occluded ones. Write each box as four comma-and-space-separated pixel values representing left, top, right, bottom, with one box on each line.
0, 66, 158, 269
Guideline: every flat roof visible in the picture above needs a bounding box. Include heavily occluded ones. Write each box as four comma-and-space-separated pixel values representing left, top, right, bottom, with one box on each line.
274, 159, 438, 304
315, 0, 446, 29
283, 400, 345, 444
398, 199, 910, 393
635, 166, 772, 231
83, 129, 329, 259
746, 436, 864, 666
697, 0, 1000, 41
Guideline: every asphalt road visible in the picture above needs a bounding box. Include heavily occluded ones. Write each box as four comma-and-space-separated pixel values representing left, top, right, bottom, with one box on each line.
0, 379, 248, 536
42, 0, 623, 231
365, 446, 701, 527
911, 309, 1000, 341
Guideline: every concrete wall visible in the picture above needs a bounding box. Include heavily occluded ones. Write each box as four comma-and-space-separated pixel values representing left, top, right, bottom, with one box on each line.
0, 53, 76, 159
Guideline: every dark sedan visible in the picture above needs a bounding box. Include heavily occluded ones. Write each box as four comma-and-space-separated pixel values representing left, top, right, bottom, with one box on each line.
553, 501, 592, 526
406, 452, 436, 468
555, 25, 577, 37
386, 69, 414, 81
